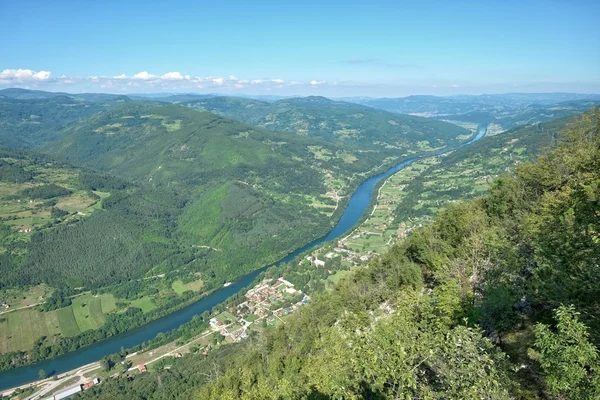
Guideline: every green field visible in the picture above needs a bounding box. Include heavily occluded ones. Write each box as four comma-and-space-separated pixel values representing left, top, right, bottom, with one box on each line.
0, 308, 61, 351
171, 278, 204, 295
215, 311, 236, 324
0, 293, 118, 351
71, 294, 112, 332
326, 270, 352, 285
55, 306, 80, 337
130, 297, 156, 313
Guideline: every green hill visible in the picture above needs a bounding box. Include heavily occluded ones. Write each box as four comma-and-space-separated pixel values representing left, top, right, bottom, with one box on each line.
181, 95, 470, 151
0, 95, 130, 148
394, 118, 568, 221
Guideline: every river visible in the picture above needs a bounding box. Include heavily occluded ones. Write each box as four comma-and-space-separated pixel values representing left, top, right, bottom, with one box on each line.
0, 124, 487, 390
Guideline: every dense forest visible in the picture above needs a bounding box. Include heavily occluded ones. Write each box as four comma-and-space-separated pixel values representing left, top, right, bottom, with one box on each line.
80, 109, 599, 399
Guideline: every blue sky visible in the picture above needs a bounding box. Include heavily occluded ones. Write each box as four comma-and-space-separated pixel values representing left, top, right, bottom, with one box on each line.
1, 0, 599, 96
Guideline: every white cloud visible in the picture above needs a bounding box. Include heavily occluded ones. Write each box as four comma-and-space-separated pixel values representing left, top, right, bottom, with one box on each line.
0, 68, 335, 93
132, 71, 157, 80
0, 69, 52, 81
161, 72, 187, 81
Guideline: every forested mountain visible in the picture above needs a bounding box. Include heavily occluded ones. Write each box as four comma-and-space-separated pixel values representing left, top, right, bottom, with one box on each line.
0, 95, 130, 148
0, 99, 382, 294
80, 108, 600, 400
179, 95, 470, 151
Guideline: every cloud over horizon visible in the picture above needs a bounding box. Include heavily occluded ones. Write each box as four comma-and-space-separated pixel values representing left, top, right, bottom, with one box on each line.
1, 68, 598, 97
0, 69, 52, 82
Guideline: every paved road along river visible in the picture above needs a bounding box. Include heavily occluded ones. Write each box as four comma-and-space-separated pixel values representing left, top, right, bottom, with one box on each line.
0, 124, 487, 390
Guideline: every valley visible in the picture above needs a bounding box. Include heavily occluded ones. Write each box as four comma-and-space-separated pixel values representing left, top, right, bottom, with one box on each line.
0, 88, 598, 400
0, 88, 472, 377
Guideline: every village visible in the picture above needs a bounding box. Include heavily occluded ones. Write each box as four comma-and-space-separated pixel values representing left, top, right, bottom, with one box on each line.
210, 278, 309, 342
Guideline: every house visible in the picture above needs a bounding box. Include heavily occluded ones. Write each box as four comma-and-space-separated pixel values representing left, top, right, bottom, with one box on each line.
82, 378, 100, 390
138, 364, 147, 373
313, 258, 326, 267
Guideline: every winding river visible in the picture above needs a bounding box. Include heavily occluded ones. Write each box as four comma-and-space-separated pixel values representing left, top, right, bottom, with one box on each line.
0, 124, 487, 390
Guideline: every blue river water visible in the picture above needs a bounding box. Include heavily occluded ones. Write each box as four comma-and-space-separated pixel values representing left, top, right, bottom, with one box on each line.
0, 124, 487, 390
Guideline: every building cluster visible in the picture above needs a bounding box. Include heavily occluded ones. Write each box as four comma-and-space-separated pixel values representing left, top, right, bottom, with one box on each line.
41, 378, 100, 400
0, 300, 8, 309
209, 278, 309, 343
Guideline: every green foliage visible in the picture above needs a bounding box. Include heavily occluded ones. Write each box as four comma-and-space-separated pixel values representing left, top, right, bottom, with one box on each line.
40, 288, 75, 311
533, 305, 599, 398
15, 183, 71, 199
0, 160, 34, 183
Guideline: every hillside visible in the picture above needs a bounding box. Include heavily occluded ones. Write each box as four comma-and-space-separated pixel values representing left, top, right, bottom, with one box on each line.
2, 100, 388, 290
180, 95, 471, 151
392, 117, 568, 222
79, 108, 600, 400
0, 95, 130, 149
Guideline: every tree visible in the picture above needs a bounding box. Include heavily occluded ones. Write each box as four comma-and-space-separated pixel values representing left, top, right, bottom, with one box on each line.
38, 369, 46, 379
533, 305, 599, 398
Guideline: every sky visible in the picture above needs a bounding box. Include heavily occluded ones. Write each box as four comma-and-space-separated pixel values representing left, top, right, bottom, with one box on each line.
1, 0, 599, 96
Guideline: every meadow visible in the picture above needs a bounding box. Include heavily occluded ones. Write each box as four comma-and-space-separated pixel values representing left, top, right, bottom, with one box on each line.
0, 294, 116, 352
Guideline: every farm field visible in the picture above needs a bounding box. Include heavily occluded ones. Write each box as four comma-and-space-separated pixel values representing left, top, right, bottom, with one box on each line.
0, 159, 106, 232
342, 157, 438, 253
0, 294, 117, 352
0, 308, 61, 352
326, 270, 352, 286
